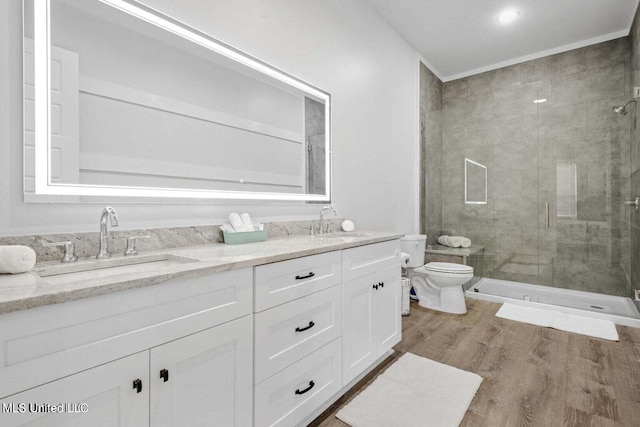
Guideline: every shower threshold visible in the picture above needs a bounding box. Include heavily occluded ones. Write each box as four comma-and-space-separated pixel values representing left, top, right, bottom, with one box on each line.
466, 278, 640, 328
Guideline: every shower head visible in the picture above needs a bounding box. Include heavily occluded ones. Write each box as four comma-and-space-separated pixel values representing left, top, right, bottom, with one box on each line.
612, 105, 628, 115
612, 98, 638, 115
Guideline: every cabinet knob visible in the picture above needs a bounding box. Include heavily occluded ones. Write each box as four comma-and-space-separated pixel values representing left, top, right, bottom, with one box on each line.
295, 380, 315, 395
160, 369, 169, 383
132, 378, 142, 393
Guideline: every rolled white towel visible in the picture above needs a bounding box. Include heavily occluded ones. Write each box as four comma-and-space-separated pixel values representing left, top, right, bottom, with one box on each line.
437, 235, 471, 248
240, 213, 254, 231
228, 213, 245, 232
220, 223, 234, 233
0, 245, 37, 274
446, 236, 464, 248
438, 235, 462, 248
448, 236, 471, 248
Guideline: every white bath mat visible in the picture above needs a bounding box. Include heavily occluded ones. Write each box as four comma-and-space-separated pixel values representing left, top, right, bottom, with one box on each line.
496, 302, 619, 341
336, 352, 482, 427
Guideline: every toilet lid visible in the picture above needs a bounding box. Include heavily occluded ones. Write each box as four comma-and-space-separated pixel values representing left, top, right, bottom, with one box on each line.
422, 262, 473, 274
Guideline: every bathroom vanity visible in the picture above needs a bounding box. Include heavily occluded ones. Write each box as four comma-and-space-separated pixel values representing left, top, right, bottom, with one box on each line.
0, 233, 401, 426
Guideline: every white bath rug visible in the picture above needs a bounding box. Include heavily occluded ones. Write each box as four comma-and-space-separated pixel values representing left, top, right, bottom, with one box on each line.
336, 352, 482, 427
496, 302, 619, 341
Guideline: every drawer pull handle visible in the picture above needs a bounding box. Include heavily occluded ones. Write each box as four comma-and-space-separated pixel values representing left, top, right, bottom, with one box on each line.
132, 379, 142, 393
295, 380, 315, 395
373, 284, 378, 290
295, 272, 315, 280
295, 321, 315, 332
379, 282, 384, 288
160, 369, 169, 383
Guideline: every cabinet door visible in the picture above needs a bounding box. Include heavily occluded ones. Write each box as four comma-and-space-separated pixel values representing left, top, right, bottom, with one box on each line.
373, 265, 401, 353
342, 273, 375, 385
0, 352, 148, 427
150, 315, 253, 427
342, 265, 401, 385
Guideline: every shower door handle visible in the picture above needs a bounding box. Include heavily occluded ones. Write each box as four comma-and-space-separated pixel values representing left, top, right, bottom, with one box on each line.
545, 202, 550, 228
623, 197, 639, 211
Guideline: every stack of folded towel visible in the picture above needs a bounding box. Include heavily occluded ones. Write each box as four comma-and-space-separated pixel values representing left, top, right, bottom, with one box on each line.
437, 235, 471, 248
220, 213, 263, 233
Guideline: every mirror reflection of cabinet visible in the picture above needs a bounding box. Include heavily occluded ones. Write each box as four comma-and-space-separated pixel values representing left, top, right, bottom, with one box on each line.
23, 0, 331, 202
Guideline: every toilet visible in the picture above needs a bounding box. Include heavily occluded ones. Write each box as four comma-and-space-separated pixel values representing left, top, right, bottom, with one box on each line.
400, 235, 473, 314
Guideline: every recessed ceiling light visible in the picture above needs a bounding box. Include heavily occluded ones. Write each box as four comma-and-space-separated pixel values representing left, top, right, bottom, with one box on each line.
498, 10, 519, 24
533, 98, 547, 103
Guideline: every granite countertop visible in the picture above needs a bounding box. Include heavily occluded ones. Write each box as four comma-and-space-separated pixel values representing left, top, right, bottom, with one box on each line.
0, 231, 402, 315
425, 244, 485, 256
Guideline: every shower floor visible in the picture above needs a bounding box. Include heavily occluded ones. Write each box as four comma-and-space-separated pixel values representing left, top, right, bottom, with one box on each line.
466, 278, 640, 328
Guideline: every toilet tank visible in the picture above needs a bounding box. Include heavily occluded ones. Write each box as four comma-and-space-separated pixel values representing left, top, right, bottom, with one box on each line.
400, 234, 426, 267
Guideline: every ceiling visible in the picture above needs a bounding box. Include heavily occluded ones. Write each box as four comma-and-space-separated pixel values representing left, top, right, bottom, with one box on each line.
364, 0, 640, 81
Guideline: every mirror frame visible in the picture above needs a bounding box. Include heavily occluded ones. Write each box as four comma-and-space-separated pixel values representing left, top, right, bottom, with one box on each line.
29, 0, 331, 201
464, 157, 487, 205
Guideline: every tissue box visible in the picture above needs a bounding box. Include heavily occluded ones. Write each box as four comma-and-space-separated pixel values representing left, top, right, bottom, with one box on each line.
223, 230, 267, 245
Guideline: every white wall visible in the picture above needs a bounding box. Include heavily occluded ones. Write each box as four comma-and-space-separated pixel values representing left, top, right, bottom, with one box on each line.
0, 0, 418, 236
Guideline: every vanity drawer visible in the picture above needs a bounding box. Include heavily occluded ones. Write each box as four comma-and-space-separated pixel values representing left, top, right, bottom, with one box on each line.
0, 268, 252, 398
342, 240, 401, 282
254, 285, 342, 384
254, 338, 342, 427
254, 251, 342, 312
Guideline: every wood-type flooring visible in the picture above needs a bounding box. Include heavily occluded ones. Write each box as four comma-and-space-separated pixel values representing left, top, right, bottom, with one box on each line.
311, 298, 640, 427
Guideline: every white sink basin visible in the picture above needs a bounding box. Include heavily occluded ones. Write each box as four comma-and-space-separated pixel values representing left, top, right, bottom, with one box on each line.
34, 253, 198, 284
318, 232, 375, 239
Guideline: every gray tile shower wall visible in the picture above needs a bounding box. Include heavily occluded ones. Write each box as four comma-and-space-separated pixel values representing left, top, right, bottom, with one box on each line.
631, 7, 640, 304
439, 38, 632, 297
419, 63, 443, 246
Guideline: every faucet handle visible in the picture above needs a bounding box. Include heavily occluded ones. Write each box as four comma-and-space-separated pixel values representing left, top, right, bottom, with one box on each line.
124, 235, 151, 256
42, 241, 78, 263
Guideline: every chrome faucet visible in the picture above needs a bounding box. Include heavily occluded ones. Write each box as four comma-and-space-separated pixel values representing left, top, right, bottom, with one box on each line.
318, 206, 337, 234
97, 206, 119, 259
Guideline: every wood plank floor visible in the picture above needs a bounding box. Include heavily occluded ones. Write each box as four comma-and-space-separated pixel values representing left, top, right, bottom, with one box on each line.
311, 299, 640, 427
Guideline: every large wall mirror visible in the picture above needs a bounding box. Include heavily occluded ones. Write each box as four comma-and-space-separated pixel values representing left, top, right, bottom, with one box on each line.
23, 0, 331, 202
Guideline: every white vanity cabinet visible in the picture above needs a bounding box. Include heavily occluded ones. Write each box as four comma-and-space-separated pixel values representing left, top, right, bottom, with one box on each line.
253, 252, 343, 427
252, 241, 401, 426
0, 238, 402, 427
0, 351, 150, 427
150, 315, 253, 427
342, 241, 402, 384
0, 268, 254, 427
0, 317, 253, 427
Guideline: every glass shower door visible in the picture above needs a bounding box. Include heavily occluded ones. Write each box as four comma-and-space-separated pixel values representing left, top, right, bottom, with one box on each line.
535, 82, 631, 297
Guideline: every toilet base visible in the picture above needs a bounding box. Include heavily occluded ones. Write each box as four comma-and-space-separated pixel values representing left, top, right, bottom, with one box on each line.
416, 285, 467, 314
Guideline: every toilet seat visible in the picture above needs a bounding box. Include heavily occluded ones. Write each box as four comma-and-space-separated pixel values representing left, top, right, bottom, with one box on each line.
415, 262, 473, 275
